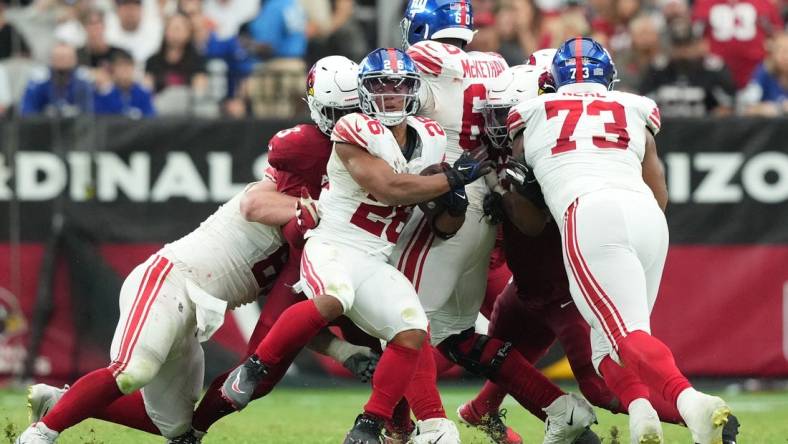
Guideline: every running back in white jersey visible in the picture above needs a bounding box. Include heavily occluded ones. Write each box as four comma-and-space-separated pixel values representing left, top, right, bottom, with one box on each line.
309, 112, 447, 257
406, 41, 507, 210
162, 190, 286, 309
507, 83, 662, 218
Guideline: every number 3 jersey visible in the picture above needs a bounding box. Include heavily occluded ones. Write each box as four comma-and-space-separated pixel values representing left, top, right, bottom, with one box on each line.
507, 83, 662, 218
307, 112, 447, 257
406, 41, 508, 211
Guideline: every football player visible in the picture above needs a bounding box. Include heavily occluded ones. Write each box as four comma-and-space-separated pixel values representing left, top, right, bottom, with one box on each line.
218, 48, 491, 444
395, 2, 599, 443
15, 56, 377, 444
505, 37, 732, 444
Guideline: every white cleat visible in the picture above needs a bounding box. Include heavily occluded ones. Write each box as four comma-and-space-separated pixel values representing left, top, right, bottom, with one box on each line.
15, 422, 58, 444
409, 417, 461, 444
628, 399, 663, 444
542, 393, 598, 444
677, 389, 731, 444
28, 384, 68, 424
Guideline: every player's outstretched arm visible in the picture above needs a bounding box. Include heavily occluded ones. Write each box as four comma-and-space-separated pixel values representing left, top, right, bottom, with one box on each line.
642, 129, 668, 212
307, 328, 380, 382
335, 142, 452, 206
240, 180, 299, 225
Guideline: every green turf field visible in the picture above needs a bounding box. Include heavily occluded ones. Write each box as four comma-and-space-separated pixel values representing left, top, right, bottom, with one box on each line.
2, 385, 787, 443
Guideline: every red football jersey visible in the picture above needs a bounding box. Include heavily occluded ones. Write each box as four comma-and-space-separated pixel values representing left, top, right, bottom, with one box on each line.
693, 0, 782, 88
266, 124, 332, 198
502, 218, 569, 308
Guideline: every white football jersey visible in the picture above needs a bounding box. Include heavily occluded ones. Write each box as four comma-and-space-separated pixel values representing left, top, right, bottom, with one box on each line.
161, 190, 285, 309
508, 83, 661, 218
309, 112, 447, 257
407, 41, 508, 210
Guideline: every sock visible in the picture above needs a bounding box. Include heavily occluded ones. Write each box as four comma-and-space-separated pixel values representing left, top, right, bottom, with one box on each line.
192, 369, 235, 433
599, 355, 649, 410
618, 330, 692, 407
364, 343, 422, 420
433, 347, 455, 375
404, 340, 446, 420
439, 333, 562, 421
255, 299, 328, 366
470, 381, 508, 417
95, 390, 160, 435
42, 368, 123, 432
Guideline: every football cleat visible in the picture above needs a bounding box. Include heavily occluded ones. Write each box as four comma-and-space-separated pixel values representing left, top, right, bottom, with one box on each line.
677, 389, 731, 444
721, 414, 740, 444
28, 384, 68, 424
457, 402, 522, 444
628, 399, 663, 444
166, 429, 203, 444
410, 417, 461, 444
344, 413, 385, 444
574, 428, 602, 444
14, 422, 58, 444
542, 393, 598, 444
219, 354, 268, 411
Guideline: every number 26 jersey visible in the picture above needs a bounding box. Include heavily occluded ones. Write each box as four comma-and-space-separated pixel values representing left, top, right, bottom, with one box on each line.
507, 83, 662, 217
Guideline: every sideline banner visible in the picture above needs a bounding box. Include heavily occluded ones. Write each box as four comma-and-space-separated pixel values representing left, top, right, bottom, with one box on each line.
0, 116, 787, 382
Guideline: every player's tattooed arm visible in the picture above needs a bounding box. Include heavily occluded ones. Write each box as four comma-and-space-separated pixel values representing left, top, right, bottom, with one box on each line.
642, 129, 668, 212
240, 180, 299, 226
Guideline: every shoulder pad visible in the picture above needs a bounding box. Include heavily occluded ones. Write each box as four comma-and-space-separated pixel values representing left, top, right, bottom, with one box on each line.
506, 98, 541, 139
637, 95, 661, 135
407, 40, 464, 78
332, 113, 383, 150
268, 124, 331, 176
409, 116, 447, 166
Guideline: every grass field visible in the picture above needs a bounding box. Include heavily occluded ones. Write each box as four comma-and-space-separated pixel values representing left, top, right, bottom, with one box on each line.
2, 385, 788, 443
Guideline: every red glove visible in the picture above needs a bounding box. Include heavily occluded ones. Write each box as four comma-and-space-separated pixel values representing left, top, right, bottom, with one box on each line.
295, 186, 319, 234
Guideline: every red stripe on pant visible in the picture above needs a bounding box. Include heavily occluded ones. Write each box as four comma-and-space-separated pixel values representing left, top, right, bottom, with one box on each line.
564, 201, 627, 349
399, 217, 432, 287
110, 256, 173, 376
301, 250, 326, 296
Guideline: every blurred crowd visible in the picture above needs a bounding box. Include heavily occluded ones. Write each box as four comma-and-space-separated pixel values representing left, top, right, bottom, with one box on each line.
0, 0, 786, 120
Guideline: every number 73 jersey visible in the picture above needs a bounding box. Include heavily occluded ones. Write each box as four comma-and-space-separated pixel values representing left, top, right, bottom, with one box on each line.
507, 83, 662, 217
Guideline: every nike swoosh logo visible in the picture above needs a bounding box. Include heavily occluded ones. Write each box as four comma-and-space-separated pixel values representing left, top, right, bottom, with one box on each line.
231, 372, 246, 394
567, 407, 575, 426
560, 301, 574, 308
434, 432, 446, 442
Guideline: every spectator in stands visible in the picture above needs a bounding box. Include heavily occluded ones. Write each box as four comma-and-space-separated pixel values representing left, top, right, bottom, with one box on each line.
20, 42, 94, 116
495, 0, 541, 65
590, 0, 641, 56
303, 0, 367, 64
94, 48, 155, 117
0, 0, 31, 59
245, 0, 307, 117
77, 9, 123, 71
203, 0, 259, 40
144, 12, 206, 94
693, 0, 783, 89
0, 64, 10, 117
741, 32, 788, 116
105, 0, 163, 68
640, 19, 736, 117
615, 13, 663, 92
467, 11, 499, 53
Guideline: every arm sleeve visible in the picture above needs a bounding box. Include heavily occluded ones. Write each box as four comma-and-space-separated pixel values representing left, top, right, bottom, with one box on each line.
331, 113, 370, 150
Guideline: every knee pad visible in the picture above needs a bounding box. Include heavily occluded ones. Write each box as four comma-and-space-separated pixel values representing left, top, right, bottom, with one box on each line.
113, 355, 163, 394
438, 328, 512, 377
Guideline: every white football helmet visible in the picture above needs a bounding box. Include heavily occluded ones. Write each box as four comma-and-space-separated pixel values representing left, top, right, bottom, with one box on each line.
306, 55, 361, 135
484, 64, 541, 149
526, 48, 558, 72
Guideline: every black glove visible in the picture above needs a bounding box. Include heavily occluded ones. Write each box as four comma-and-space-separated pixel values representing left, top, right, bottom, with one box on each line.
444, 145, 494, 189
343, 351, 380, 383
505, 156, 547, 209
440, 187, 469, 217
483, 191, 506, 225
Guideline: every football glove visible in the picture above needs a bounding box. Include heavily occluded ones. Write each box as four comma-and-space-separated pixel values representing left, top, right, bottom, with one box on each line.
295, 186, 319, 234
444, 145, 494, 189
343, 350, 380, 383
440, 187, 469, 217
505, 156, 547, 209
483, 191, 506, 225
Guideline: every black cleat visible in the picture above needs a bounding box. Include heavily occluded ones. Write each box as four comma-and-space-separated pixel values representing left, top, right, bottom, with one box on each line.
344, 413, 385, 444
219, 354, 268, 411
722, 413, 740, 444
573, 427, 601, 444
166, 430, 202, 444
